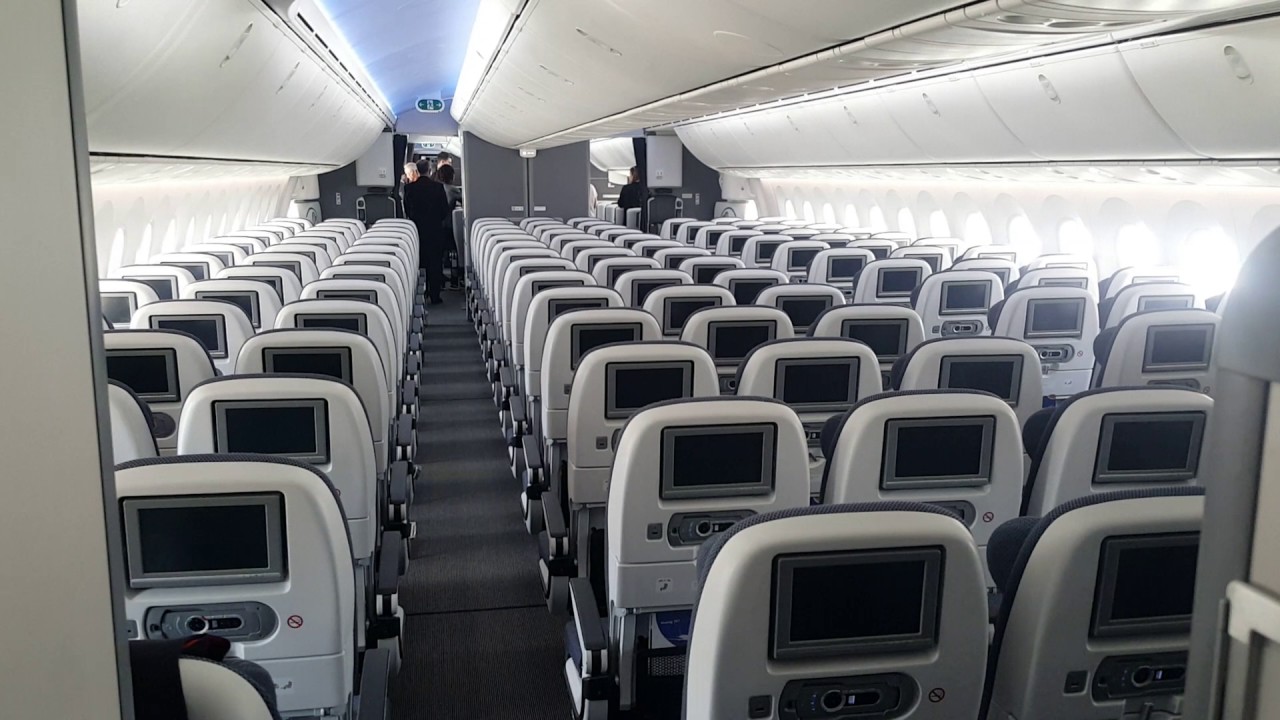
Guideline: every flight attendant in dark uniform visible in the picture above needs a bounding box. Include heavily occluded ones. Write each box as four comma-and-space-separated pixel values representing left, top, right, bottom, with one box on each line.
403, 159, 449, 304
617, 165, 645, 211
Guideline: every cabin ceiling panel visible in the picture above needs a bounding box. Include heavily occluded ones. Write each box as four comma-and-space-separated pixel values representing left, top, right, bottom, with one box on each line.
313, 0, 481, 116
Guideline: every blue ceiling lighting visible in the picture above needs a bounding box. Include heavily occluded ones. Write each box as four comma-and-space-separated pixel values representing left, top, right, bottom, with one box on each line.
315, 0, 483, 118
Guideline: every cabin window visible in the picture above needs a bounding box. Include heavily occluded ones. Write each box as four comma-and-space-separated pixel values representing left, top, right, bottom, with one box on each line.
1007, 215, 1038, 261
1058, 219, 1093, 256
186, 217, 198, 247
802, 201, 816, 223
135, 223, 154, 263
1180, 228, 1238, 296
965, 213, 993, 247
822, 203, 836, 225
898, 208, 917, 239
1116, 223, 1161, 267
844, 204, 859, 227
108, 228, 126, 275
162, 219, 179, 253
743, 200, 759, 221
785, 199, 797, 219
930, 211, 950, 238
869, 206, 886, 232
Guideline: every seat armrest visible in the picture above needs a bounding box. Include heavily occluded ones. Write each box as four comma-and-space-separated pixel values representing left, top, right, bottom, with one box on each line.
499, 366, 515, 391
483, 323, 497, 342
387, 462, 410, 529
542, 487, 568, 541
523, 434, 543, 471
492, 343, 507, 365
405, 355, 421, 376
376, 531, 403, 594
400, 379, 418, 408
510, 396, 526, 425
569, 578, 608, 655
354, 648, 392, 720
411, 316, 423, 334
395, 415, 414, 448
408, 334, 421, 353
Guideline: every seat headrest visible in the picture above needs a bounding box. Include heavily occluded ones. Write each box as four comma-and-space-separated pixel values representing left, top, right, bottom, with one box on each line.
1021, 407, 1054, 457
987, 298, 1008, 329
889, 352, 911, 390
1097, 295, 1116, 327
985, 517, 1040, 593
1092, 326, 1120, 370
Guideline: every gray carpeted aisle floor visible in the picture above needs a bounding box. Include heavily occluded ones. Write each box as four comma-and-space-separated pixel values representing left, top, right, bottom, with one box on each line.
392, 292, 571, 719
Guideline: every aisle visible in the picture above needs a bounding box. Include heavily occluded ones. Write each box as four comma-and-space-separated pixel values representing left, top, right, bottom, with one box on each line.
392, 291, 572, 719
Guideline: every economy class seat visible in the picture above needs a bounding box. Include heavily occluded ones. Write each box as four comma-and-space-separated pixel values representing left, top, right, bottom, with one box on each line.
756, 284, 846, 335
984, 488, 1204, 720
891, 337, 1044, 428
685, 502, 990, 720
183, 278, 283, 331
1019, 386, 1212, 516
820, 389, 1024, 588
911, 269, 1005, 340
108, 381, 159, 463
805, 248, 874, 298
680, 304, 795, 393
515, 287, 627, 533
989, 286, 1099, 402
1100, 281, 1202, 329
131, 299, 254, 375
217, 266, 303, 305
546, 342, 720, 610
851, 259, 932, 306
154, 252, 228, 282
104, 329, 217, 455
770, 240, 831, 282
566, 398, 811, 720
115, 456, 362, 718
100, 279, 161, 327
1091, 309, 1220, 393
118, 264, 198, 302
735, 337, 882, 495
641, 284, 736, 338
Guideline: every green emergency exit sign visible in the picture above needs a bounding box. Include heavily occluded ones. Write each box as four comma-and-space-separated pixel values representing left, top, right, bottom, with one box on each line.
416, 98, 444, 113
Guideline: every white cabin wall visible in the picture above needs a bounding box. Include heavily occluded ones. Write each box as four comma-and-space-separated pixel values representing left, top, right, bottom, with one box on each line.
91, 175, 302, 275
755, 176, 1280, 295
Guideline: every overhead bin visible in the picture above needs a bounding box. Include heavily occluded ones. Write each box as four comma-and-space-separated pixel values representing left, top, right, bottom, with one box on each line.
880, 74, 1033, 163
1121, 15, 1280, 159
974, 45, 1196, 160
79, 0, 384, 166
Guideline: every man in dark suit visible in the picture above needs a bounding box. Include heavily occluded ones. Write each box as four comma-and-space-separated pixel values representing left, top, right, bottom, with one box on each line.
403, 159, 449, 303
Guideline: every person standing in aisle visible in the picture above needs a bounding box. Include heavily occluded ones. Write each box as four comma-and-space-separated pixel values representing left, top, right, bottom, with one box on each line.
436, 164, 464, 290
403, 158, 449, 304
617, 166, 645, 211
